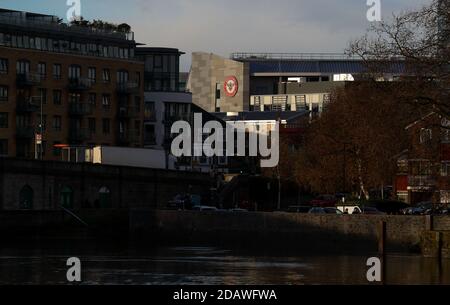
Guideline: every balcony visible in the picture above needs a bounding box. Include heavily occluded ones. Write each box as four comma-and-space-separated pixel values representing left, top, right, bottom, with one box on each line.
16, 98, 40, 113
16, 126, 35, 139
69, 103, 94, 116
116, 81, 139, 95
16, 73, 42, 88
67, 78, 93, 91
117, 129, 141, 145
407, 175, 437, 190
118, 105, 140, 119
69, 128, 92, 143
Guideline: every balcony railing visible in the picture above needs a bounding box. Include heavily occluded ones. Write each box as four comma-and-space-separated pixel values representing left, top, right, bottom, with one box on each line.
67, 78, 93, 91
407, 175, 437, 190
16, 126, 35, 139
118, 129, 141, 145
69, 128, 92, 143
68, 103, 94, 116
16, 98, 40, 113
116, 81, 139, 94
118, 105, 140, 118
16, 73, 42, 87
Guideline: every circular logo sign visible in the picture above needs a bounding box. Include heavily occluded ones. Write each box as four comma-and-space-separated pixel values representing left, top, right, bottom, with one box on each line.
224, 76, 239, 97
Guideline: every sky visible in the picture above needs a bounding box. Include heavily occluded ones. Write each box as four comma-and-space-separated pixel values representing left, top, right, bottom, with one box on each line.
0, 0, 432, 71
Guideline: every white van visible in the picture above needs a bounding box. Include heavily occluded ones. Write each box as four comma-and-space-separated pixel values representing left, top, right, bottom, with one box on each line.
336, 205, 362, 215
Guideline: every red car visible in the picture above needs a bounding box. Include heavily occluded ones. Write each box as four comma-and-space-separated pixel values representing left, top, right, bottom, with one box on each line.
309, 195, 338, 207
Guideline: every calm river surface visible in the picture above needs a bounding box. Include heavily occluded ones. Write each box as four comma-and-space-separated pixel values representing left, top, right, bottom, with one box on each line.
0, 242, 448, 285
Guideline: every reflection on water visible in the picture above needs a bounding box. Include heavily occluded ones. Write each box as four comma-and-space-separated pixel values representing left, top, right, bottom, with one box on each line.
0, 244, 448, 285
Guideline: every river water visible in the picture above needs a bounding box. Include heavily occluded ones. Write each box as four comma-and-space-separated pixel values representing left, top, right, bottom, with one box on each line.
0, 242, 448, 285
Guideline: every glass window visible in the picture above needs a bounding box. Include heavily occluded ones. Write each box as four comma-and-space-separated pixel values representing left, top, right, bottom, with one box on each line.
68, 65, 81, 79
88, 93, 96, 106
0, 113, 8, 128
88, 67, 96, 83
0, 58, 8, 74
0, 86, 8, 102
53, 64, 62, 80
102, 94, 111, 109
88, 118, 96, 134
102, 69, 111, 82
53, 90, 62, 105
38, 62, 46, 79
16, 60, 30, 74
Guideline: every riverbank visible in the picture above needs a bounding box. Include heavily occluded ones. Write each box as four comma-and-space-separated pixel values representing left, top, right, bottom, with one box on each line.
1, 210, 450, 256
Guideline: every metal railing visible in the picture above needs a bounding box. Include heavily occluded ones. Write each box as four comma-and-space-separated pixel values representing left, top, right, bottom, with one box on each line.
16, 72, 42, 87
408, 175, 436, 188
67, 78, 93, 91
68, 103, 94, 116
116, 81, 139, 94
231, 52, 362, 61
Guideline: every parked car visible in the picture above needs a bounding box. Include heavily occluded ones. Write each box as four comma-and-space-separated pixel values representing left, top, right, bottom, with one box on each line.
360, 207, 386, 215
361, 200, 409, 215
308, 207, 327, 214
336, 205, 362, 215
323, 207, 343, 215
191, 206, 219, 212
287, 206, 312, 214
229, 208, 248, 212
167, 194, 191, 210
310, 195, 337, 207
401, 202, 434, 215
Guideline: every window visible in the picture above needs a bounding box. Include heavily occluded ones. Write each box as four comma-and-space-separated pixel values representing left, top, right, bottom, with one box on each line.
420, 128, 432, 144
38, 88, 47, 104
0, 58, 8, 74
0, 139, 7, 156
117, 70, 129, 83
442, 162, 450, 177
102, 119, 110, 134
102, 94, 111, 109
0, 113, 8, 128
0, 86, 8, 102
69, 93, 81, 103
88, 67, 96, 83
154, 55, 162, 68
16, 60, 30, 74
88, 118, 96, 134
52, 116, 62, 131
88, 93, 96, 106
68, 65, 81, 79
53, 64, 62, 80
102, 69, 111, 82
37, 62, 46, 79
145, 102, 156, 121
136, 72, 141, 87
53, 90, 62, 105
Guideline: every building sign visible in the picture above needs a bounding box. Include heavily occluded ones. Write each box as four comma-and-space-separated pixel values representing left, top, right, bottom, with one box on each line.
224, 76, 239, 97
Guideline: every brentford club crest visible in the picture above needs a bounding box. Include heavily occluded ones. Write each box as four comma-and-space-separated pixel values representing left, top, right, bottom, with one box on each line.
224, 76, 239, 97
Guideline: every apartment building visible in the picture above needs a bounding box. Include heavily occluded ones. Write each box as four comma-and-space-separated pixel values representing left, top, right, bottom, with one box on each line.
0, 9, 144, 160
395, 112, 450, 205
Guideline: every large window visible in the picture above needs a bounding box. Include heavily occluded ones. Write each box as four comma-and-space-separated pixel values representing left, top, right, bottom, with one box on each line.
37, 62, 46, 79
102, 94, 111, 109
117, 70, 129, 83
145, 102, 156, 121
53, 64, 62, 80
0, 113, 8, 128
0, 58, 8, 74
88, 67, 96, 83
0, 86, 8, 102
68, 65, 81, 79
16, 60, 30, 74
102, 69, 111, 83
